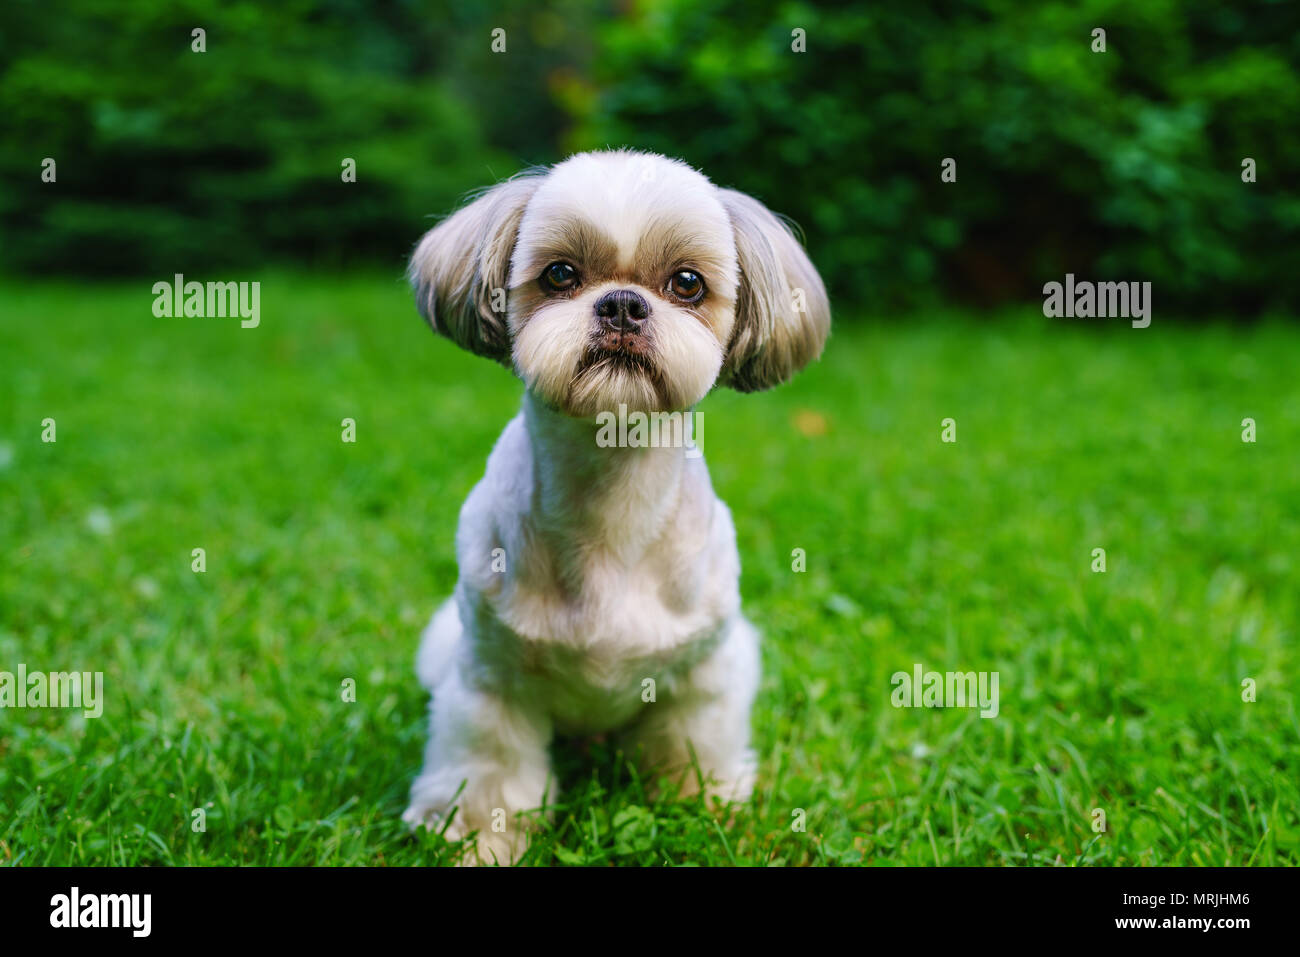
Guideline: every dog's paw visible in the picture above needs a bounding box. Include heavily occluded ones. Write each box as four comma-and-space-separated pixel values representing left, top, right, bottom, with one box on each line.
402, 774, 456, 832
708, 752, 758, 806
401, 799, 446, 833
454, 827, 524, 867
404, 797, 527, 866
666, 749, 757, 811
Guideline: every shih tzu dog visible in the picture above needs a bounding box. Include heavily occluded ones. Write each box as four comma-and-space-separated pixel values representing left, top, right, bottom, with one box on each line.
402, 149, 830, 864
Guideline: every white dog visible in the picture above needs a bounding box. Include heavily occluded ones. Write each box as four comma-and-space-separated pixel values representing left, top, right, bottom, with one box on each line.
402, 150, 830, 864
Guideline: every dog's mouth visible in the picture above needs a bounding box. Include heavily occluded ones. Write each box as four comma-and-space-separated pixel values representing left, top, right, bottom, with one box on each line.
579, 332, 657, 376
564, 331, 671, 416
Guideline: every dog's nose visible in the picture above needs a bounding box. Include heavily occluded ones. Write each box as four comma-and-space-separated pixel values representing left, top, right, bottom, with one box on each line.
594, 289, 649, 332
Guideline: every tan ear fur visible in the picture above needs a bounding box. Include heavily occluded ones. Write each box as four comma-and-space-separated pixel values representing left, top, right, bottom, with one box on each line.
718, 189, 830, 392
409, 174, 541, 362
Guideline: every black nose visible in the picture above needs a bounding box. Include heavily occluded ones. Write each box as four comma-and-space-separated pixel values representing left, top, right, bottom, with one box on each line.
594, 289, 649, 332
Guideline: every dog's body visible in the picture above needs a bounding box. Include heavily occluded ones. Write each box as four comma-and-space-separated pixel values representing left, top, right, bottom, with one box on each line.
402, 150, 828, 863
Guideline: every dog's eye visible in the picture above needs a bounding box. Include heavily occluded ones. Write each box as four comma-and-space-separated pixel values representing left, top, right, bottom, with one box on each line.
541, 262, 579, 292
668, 270, 705, 302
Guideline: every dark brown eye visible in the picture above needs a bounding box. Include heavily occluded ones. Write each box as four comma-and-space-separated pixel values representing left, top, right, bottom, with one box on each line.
669, 269, 705, 302
541, 262, 578, 291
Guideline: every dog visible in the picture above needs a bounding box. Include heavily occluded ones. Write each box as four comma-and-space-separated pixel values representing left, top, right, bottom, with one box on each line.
401, 149, 830, 864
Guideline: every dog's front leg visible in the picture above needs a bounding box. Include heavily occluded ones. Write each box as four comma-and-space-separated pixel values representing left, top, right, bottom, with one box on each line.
627, 615, 761, 805
404, 667, 553, 865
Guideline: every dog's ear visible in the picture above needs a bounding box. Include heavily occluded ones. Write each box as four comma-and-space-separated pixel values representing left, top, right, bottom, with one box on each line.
717, 189, 831, 392
409, 174, 541, 363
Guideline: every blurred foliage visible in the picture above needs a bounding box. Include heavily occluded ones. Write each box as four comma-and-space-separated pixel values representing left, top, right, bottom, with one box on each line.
0, 0, 587, 274
568, 0, 1300, 313
2, 0, 1298, 313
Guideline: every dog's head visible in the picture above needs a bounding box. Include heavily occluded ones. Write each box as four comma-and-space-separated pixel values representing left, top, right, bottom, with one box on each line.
410, 150, 830, 416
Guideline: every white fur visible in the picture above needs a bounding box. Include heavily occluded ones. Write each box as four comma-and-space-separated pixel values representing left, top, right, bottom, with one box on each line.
403, 151, 828, 864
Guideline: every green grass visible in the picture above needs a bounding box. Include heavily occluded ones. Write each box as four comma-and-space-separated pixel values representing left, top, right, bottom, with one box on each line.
2, 273, 1298, 866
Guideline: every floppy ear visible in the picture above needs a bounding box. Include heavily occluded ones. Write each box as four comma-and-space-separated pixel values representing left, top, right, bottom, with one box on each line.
717, 189, 831, 392
408, 174, 541, 363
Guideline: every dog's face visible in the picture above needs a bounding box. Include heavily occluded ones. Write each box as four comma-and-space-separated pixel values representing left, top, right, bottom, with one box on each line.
410, 150, 830, 415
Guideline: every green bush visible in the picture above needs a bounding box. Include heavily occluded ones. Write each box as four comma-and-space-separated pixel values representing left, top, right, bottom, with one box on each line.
567, 0, 1300, 313
0, 0, 539, 275
3, 0, 1297, 315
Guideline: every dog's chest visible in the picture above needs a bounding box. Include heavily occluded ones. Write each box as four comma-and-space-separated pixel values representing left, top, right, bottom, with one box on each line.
512, 626, 720, 733
478, 549, 729, 731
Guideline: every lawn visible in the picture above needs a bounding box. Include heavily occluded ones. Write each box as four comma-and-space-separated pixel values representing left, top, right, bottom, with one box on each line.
1, 273, 1297, 866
